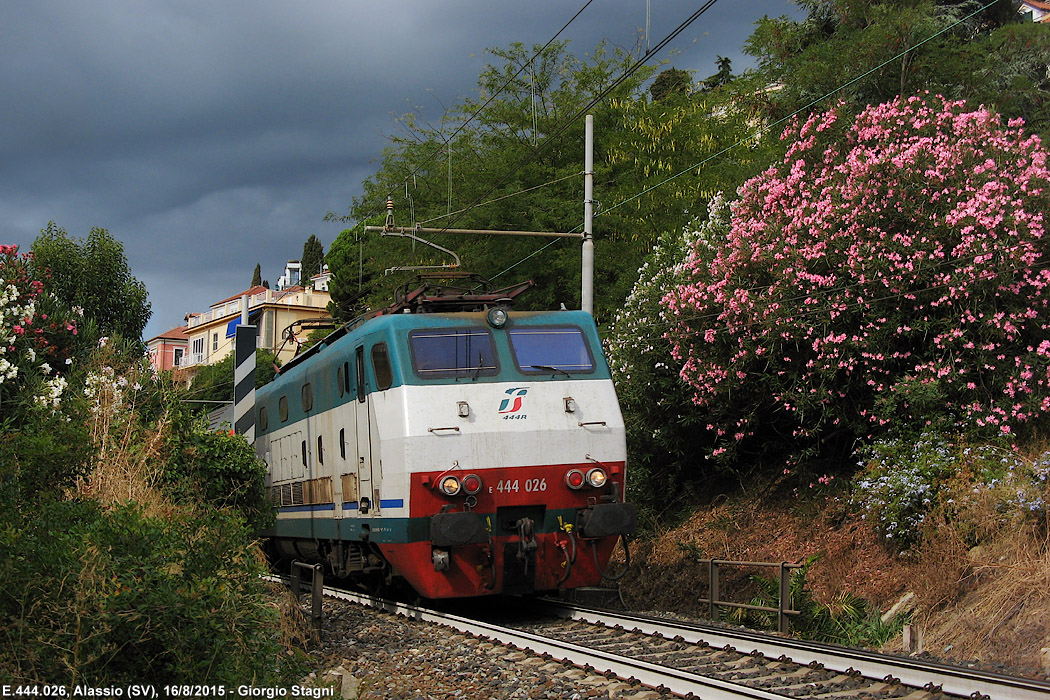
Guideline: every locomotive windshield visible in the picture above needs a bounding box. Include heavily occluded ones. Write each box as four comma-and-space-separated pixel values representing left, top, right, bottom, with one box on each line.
509, 326, 594, 375
409, 328, 499, 378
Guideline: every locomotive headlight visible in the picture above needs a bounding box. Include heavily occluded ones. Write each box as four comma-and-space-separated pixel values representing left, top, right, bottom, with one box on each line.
462, 474, 482, 495
439, 476, 462, 496
586, 467, 608, 488
565, 469, 585, 490
486, 306, 508, 328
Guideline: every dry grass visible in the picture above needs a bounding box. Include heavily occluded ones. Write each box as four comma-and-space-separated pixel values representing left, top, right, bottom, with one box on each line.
72, 352, 174, 517
901, 463, 1050, 673
621, 493, 912, 615
269, 582, 319, 650
620, 468, 1050, 677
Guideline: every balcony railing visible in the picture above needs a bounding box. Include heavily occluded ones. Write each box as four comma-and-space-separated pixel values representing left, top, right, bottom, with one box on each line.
177, 336, 267, 369
186, 289, 329, 329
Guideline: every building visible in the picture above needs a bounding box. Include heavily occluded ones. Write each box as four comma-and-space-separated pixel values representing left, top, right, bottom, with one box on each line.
180, 284, 333, 382
309, 264, 331, 292
276, 260, 302, 290
1020, 1, 1050, 22
146, 325, 189, 372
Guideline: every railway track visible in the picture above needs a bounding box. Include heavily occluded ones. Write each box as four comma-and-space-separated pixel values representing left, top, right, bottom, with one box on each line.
290, 580, 1050, 700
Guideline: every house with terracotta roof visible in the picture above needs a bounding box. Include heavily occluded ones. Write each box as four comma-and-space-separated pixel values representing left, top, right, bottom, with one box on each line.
1020, 1, 1050, 22
146, 325, 189, 373
180, 284, 332, 382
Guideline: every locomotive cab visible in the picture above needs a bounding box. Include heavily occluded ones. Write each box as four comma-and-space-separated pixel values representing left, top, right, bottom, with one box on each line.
256, 295, 634, 599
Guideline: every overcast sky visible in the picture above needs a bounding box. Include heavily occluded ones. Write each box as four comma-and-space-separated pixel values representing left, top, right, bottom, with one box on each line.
2, 1, 801, 341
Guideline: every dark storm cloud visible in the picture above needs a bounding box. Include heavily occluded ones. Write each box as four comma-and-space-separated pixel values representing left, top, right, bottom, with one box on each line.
0, 1, 800, 339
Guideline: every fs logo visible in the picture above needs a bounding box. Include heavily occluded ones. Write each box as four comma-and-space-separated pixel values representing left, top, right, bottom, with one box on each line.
498, 387, 529, 414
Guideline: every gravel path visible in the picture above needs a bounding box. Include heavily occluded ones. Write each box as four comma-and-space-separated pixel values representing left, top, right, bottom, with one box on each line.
302, 596, 679, 700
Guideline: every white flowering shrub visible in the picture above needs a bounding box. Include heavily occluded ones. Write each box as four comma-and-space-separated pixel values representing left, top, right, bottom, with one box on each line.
0, 245, 79, 422
606, 195, 735, 505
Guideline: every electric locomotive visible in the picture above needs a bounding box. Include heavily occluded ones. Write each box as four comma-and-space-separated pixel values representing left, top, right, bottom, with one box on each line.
255, 279, 636, 598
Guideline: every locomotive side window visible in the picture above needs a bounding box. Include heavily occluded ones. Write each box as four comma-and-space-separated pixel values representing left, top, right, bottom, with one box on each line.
372, 343, 393, 391
258, 405, 268, 432
339, 428, 346, 459
279, 396, 289, 422
355, 347, 365, 403
509, 326, 595, 374
302, 382, 313, 412
337, 365, 345, 397
317, 435, 324, 465
408, 328, 498, 379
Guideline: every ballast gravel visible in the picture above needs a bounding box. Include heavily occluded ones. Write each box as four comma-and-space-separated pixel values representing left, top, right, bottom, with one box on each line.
302, 596, 677, 700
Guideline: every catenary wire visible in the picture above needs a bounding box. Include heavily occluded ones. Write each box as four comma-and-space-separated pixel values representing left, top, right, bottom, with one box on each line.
434, 0, 721, 237
490, 0, 1003, 282
350, 0, 598, 227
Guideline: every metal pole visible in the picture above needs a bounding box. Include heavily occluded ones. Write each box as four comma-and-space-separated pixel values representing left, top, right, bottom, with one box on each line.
778, 562, 791, 633
708, 559, 720, 620
582, 114, 594, 315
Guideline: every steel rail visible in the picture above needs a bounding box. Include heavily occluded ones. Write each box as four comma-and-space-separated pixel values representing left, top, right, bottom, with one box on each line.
318, 585, 789, 700
541, 600, 1050, 700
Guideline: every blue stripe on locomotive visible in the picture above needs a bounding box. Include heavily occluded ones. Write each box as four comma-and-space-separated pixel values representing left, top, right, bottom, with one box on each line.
254, 309, 611, 438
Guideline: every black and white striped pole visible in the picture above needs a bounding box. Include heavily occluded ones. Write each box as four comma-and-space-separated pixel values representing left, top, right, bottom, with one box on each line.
234, 324, 256, 442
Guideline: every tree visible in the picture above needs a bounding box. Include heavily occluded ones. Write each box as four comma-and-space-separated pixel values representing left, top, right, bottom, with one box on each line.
30, 223, 151, 343
187, 349, 281, 408
665, 94, 1050, 472
650, 67, 692, 101
743, 0, 1050, 133
327, 40, 776, 325
701, 56, 733, 91
301, 234, 325, 286
251, 263, 262, 287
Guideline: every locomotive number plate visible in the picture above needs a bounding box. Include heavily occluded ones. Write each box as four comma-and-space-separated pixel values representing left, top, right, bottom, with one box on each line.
491, 478, 548, 493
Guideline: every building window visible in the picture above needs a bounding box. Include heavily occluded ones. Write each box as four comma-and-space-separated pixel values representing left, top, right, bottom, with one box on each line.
173, 348, 184, 367
192, 338, 204, 356
212, 332, 218, 352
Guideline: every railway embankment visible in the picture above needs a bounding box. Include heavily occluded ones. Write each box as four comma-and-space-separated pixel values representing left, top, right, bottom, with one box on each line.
618, 476, 1050, 681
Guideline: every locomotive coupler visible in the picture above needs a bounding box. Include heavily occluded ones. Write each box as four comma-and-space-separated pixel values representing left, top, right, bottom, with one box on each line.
515, 517, 538, 562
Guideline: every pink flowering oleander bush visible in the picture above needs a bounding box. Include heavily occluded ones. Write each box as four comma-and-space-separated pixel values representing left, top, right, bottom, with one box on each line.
665, 94, 1050, 467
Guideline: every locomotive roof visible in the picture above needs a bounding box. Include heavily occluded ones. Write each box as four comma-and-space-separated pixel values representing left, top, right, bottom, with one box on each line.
276, 305, 596, 379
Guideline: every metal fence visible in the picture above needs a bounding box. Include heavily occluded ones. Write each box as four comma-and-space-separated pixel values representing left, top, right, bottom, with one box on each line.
697, 559, 802, 633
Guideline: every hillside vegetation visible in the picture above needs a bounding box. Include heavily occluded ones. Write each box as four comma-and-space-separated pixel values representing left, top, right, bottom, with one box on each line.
0, 241, 303, 685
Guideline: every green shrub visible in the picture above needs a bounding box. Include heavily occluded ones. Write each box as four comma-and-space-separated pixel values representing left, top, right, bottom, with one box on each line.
163, 407, 272, 532
0, 500, 298, 685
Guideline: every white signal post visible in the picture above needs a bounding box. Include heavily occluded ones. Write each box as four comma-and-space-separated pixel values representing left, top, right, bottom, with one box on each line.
582, 114, 594, 315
